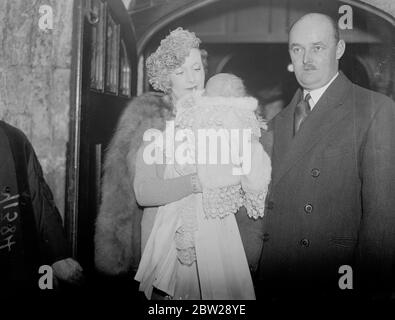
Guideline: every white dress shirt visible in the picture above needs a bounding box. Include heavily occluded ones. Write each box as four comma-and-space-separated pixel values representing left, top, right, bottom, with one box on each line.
303, 72, 339, 109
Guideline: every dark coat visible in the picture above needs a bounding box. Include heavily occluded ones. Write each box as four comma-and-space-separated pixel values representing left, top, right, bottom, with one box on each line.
0, 121, 69, 292
258, 72, 395, 298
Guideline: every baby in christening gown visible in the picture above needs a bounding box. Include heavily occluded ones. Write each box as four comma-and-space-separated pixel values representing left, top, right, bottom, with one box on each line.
135, 73, 271, 300
176, 73, 271, 219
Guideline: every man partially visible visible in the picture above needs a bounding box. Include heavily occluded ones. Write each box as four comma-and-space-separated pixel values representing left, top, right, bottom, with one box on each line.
0, 120, 83, 296
258, 13, 395, 301
256, 85, 285, 122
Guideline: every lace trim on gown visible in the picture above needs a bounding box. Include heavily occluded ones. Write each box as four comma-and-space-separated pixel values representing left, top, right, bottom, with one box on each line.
202, 185, 244, 219
174, 195, 198, 265
244, 190, 267, 219
175, 94, 263, 138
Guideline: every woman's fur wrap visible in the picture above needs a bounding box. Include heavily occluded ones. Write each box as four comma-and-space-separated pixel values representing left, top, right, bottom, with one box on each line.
94, 92, 173, 275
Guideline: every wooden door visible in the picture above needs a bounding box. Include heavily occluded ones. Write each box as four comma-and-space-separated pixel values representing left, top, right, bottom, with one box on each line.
77, 0, 137, 280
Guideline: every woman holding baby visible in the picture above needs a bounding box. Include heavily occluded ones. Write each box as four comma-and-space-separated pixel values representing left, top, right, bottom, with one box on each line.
95, 28, 271, 300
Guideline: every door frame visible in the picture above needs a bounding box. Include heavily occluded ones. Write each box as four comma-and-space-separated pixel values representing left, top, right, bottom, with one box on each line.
66, 0, 137, 257
66, 0, 84, 257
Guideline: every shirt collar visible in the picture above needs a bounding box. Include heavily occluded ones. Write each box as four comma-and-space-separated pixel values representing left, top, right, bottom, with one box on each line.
303, 72, 339, 109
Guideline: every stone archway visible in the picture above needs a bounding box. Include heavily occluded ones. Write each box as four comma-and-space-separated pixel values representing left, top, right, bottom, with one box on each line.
138, 0, 395, 99
136, 0, 395, 53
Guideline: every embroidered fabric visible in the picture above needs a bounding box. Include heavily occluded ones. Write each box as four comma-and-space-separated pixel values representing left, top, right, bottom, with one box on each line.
174, 195, 198, 265
202, 185, 244, 219
174, 229, 196, 266
244, 190, 267, 220
175, 94, 263, 140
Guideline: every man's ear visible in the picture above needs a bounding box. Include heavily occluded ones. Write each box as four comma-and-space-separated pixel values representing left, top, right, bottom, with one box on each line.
336, 39, 346, 60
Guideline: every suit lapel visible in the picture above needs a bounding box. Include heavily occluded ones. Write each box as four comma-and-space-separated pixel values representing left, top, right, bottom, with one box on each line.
271, 89, 301, 181
272, 72, 353, 188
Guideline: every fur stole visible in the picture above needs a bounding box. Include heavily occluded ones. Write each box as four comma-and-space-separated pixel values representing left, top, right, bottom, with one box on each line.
94, 92, 173, 275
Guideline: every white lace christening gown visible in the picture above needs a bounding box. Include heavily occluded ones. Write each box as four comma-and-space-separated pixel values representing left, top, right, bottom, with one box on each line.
135, 94, 271, 300
134, 159, 256, 299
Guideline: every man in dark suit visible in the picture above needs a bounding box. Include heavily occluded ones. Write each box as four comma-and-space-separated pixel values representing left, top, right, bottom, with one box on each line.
0, 120, 84, 297
257, 13, 395, 301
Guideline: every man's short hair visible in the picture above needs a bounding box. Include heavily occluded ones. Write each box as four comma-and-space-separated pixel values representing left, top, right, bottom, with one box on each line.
289, 13, 340, 43
328, 15, 340, 43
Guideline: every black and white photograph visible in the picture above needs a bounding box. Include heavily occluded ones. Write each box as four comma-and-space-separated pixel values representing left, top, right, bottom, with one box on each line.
1, 0, 395, 317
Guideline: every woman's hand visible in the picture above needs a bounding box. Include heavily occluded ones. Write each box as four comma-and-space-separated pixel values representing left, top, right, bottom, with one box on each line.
197, 163, 241, 189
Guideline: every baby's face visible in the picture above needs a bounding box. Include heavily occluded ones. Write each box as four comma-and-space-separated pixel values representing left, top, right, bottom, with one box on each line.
205, 74, 246, 97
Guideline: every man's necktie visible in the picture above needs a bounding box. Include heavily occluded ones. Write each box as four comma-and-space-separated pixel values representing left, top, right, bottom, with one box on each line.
294, 93, 311, 135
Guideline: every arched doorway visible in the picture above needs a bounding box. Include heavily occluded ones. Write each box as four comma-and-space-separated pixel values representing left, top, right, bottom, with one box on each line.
138, 0, 395, 106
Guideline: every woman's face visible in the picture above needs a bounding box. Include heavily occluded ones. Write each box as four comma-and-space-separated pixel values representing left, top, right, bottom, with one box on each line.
169, 48, 205, 101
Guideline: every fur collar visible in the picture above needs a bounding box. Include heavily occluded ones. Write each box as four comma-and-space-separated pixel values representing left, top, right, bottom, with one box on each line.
94, 92, 172, 274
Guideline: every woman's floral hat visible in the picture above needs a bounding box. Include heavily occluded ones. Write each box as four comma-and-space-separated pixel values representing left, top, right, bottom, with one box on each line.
146, 27, 201, 93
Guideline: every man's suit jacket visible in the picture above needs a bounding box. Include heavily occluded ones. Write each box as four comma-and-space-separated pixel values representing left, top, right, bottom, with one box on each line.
258, 72, 395, 298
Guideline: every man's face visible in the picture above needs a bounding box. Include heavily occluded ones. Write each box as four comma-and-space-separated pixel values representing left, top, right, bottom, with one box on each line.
289, 15, 345, 90
169, 48, 205, 101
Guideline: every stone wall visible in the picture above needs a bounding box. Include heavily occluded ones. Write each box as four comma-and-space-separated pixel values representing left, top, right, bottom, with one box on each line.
0, 0, 74, 218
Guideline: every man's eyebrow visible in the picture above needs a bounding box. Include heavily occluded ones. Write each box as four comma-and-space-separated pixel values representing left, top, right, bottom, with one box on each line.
289, 43, 301, 48
312, 41, 326, 46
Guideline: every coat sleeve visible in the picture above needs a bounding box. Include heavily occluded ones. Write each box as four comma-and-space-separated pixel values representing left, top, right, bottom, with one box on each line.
236, 128, 273, 272
133, 142, 195, 207
356, 95, 395, 295
27, 144, 70, 265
